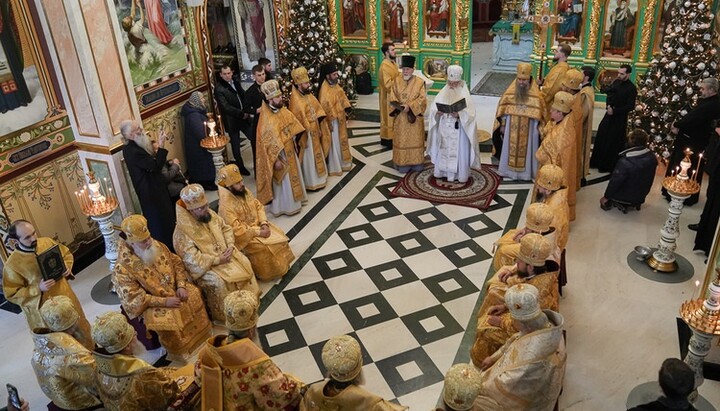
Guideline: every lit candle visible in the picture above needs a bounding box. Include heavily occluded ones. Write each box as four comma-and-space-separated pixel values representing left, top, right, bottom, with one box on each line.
691, 170, 696, 181
671, 169, 675, 177
109, 187, 115, 203
217, 115, 224, 135
695, 153, 703, 180
692, 280, 701, 301
102, 178, 109, 198
204, 121, 208, 138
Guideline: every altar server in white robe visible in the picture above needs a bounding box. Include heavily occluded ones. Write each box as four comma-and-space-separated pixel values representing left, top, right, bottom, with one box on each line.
427, 65, 479, 183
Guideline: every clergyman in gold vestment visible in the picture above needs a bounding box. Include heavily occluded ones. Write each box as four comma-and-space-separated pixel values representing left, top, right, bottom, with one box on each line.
2, 220, 93, 350
218, 164, 295, 281
319, 62, 353, 174
114, 214, 212, 363
32, 296, 101, 410
534, 164, 570, 253
491, 203, 559, 271
174, 184, 259, 323
379, 42, 399, 147
540, 43, 571, 119
389, 54, 427, 173
559, 68, 584, 193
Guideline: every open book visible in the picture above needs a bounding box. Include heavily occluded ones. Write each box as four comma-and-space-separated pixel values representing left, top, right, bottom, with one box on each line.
37, 244, 66, 281
436, 98, 467, 114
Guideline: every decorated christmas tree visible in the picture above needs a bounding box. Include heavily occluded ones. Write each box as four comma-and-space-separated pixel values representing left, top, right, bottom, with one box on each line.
278, 0, 357, 106
628, 0, 718, 162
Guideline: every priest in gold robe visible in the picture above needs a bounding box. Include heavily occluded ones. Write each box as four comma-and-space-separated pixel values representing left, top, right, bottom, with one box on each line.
91, 311, 182, 411
217, 164, 295, 281
114, 214, 212, 363
471, 234, 560, 367
256, 79, 308, 216
559, 68, 584, 191
197, 290, 304, 411
389, 55, 427, 173
32, 296, 101, 411
2, 220, 93, 350
495, 62, 545, 181
579, 66, 596, 181
319, 62, 353, 175
379, 42, 399, 148
534, 164, 570, 253
475, 284, 566, 411
491, 203, 559, 271
174, 184, 259, 323
289, 66, 331, 190
539, 43, 571, 118
536, 91, 578, 221
300, 335, 408, 410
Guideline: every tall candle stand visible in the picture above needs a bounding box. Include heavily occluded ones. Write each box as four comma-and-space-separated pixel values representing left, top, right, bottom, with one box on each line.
75, 172, 119, 272
200, 113, 229, 183
647, 149, 700, 272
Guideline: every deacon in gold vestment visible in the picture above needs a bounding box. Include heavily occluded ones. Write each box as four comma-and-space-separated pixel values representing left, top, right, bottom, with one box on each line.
319, 62, 353, 174
91, 312, 183, 411
579, 66, 596, 180
218, 164, 295, 281
114, 215, 212, 363
174, 184, 259, 323
539, 43, 571, 119
491, 203, 559, 271
559, 68, 584, 191
379, 42, 399, 147
300, 335, 408, 411
389, 55, 427, 172
289, 66, 330, 190
32, 296, 101, 411
197, 290, 304, 411
256, 79, 308, 216
495, 63, 545, 181
475, 285, 566, 411
534, 164, 570, 253
536, 91, 578, 221
471, 234, 560, 367
2, 220, 93, 350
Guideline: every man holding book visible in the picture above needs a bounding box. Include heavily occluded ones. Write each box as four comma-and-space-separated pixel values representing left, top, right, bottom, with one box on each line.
2, 220, 94, 350
427, 65, 479, 183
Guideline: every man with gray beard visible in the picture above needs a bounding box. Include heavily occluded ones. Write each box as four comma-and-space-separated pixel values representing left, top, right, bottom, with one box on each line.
120, 119, 176, 251
493, 63, 545, 181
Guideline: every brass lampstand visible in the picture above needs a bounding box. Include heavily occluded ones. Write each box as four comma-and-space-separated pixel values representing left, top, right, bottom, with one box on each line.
647, 149, 700, 272
75, 172, 119, 271
200, 113, 229, 183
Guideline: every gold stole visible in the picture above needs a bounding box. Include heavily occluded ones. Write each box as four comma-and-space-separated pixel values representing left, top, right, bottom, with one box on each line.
319, 82, 352, 163
288, 88, 331, 174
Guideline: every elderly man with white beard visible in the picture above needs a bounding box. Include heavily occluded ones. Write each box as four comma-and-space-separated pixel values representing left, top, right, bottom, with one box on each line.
493, 63, 545, 181
120, 119, 176, 251
113, 215, 212, 363
427, 65, 479, 183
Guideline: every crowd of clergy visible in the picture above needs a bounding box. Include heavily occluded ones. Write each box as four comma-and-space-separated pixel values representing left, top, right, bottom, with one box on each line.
0, 43, 605, 411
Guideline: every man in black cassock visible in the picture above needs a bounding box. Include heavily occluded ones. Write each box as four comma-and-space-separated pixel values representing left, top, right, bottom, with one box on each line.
242, 64, 267, 171
215, 65, 252, 175
690, 124, 720, 255
589, 64, 637, 173
662, 78, 720, 205
120, 120, 176, 251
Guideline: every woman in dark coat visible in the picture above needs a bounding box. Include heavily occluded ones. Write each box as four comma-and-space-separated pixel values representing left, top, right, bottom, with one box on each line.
181, 91, 217, 190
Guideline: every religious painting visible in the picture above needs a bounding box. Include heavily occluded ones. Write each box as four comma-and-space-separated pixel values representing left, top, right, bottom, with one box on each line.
230, 0, 279, 71
0, 0, 51, 138
341, 0, 367, 38
424, 0, 451, 41
423, 58, 449, 80
348, 54, 369, 74
554, 0, 585, 46
601, 0, 638, 58
383, 0, 409, 44
595, 68, 619, 93
113, 0, 191, 88
653, 0, 677, 53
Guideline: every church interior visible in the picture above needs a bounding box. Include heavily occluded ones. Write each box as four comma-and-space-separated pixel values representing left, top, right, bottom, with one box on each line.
1, 0, 720, 409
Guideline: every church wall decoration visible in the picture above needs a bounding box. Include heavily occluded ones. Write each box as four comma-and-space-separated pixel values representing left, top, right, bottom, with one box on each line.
383, 0, 410, 45
423, 57, 450, 80
341, 0, 368, 39
424, 0, 451, 42
553, 0, 587, 48
600, 0, 639, 58
228, 0, 281, 74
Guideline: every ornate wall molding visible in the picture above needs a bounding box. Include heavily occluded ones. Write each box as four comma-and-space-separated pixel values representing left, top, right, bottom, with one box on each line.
638, 0, 660, 61
409, 0, 419, 48
328, 0, 338, 38
586, 0, 603, 60
368, 0, 377, 47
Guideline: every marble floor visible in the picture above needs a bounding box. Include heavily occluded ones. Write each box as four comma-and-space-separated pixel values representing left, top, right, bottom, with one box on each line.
2, 41, 720, 410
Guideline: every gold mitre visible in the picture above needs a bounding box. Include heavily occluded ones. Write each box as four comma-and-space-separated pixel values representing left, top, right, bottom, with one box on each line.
180, 183, 208, 210
92, 311, 134, 354
516, 62, 532, 80
505, 284, 542, 321
292, 67, 311, 84
525, 203, 553, 233
518, 233, 552, 267
536, 164, 564, 191
561, 69, 583, 91
218, 164, 243, 188
443, 363, 482, 411
322, 335, 363, 382
261, 79, 282, 99
224, 290, 259, 332
552, 91, 574, 114
121, 214, 150, 243
40, 296, 79, 332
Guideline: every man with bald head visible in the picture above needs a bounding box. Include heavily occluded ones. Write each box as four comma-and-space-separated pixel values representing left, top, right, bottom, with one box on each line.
120, 119, 176, 250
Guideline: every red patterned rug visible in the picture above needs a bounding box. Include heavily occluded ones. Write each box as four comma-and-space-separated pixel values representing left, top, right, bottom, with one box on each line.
391, 164, 501, 210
